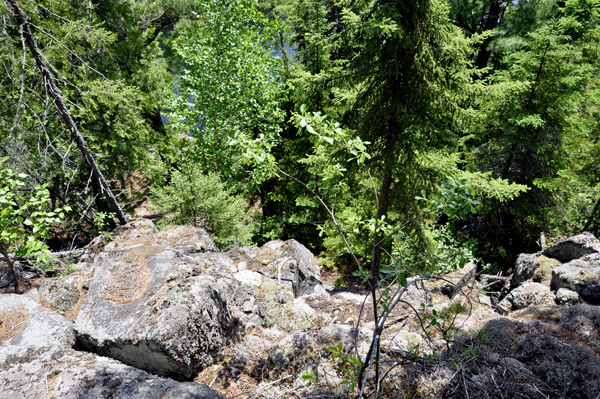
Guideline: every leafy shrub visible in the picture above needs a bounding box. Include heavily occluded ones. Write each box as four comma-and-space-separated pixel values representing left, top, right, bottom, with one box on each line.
0, 157, 70, 292
149, 164, 255, 248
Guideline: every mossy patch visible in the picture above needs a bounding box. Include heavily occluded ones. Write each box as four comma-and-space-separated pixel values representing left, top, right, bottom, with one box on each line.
576, 273, 598, 283
532, 256, 560, 286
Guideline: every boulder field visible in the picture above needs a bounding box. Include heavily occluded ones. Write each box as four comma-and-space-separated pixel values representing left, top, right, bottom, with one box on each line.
1, 220, 599, 398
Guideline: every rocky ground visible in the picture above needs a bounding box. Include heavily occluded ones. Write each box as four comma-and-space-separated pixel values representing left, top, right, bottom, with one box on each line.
1, 220, 599, 398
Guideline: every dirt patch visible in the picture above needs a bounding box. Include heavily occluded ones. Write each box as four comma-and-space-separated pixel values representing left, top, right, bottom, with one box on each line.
0, 307, 28, 343
101, 255, 151, 304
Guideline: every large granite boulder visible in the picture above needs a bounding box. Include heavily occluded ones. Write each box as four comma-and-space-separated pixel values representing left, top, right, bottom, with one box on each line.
550, 257, 600, 304
0, 294, 75, 349
512, 254, 560, 289
0, 293, 224, 399
156, 224, 219, 253
0, 346, 226, 399
31, 272, 92, 322
74, 219, 266, 381
511, 233, 600, 291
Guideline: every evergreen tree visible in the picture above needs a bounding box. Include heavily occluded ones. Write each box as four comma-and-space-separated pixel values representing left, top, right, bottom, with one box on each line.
300, 0, 473, 278
465, 0, 600, 259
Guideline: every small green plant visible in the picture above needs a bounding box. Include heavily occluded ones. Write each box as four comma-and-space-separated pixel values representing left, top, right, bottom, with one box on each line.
0, 157, 70, 292
329, 342, 361, 393
420, 301, 469, 346
301, 368, 317, 387
416, 177, 481, 220
92, 211, 115, 242
150, 163, 256, 248
334, 276, 349, 288
471, 328, 489, 344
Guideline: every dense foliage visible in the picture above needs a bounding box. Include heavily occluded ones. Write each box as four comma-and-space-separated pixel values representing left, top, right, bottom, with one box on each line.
2, 0, 600, 274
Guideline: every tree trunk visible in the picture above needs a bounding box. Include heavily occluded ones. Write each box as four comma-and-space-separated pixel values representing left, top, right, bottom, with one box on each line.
7, 0, 127, 225
474, 0, 507, 70
0, 244, 20, 293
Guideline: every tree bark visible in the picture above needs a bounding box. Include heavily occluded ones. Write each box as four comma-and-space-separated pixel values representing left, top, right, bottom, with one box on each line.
6, 0, 127, 225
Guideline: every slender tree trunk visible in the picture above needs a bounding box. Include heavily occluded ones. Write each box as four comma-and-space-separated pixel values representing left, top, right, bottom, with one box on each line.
0, 244, 20, 293
583, 196, 600, 232
7, 0, 127, 225
474, 0, 507, 70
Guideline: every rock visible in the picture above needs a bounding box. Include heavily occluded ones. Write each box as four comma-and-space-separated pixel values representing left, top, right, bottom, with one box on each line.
530, 255, 559, 286
555, 288, 579, 305
495, 282, 555, 314
192, 252, 237, 273
512, 252, 540, 289
0, 261, 22, 288
156, 225, 219, 253
0, 346, 225, 399
542, 232, 600, 263
404, 278, 433, 306
258, 279, 329, 330
244, 239, 321, 297
234, 270, 263, 288
274, 289, 292, 304
37, 275, 82, 312
428, 262, 477, 299
550, 258, 600, 304
0, 294, 75, 350
495, 297, 512, 316
73, 219, 266, 381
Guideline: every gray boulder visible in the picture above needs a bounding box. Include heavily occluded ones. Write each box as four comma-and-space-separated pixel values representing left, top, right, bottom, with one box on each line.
496, 282, 556, 315
241, 239, 321, 297
512, 254, 560, 289
542, 232, 600, 263
37, 275, 82, 312
0, 346, 225, 399
0, 294, 75, 349
550, 258, 600, 304
74, 220, 266, 381
156, 224, 219, 253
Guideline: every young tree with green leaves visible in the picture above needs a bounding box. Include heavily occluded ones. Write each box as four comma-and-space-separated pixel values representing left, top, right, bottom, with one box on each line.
0, 157, 70, 293
301, 0, 474, 280
167, 0, 285, 187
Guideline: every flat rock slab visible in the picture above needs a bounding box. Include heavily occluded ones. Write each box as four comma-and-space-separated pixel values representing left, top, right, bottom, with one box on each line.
0, 346, 225, 399
0, 294, 74, 350
74, 220, 266, 381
